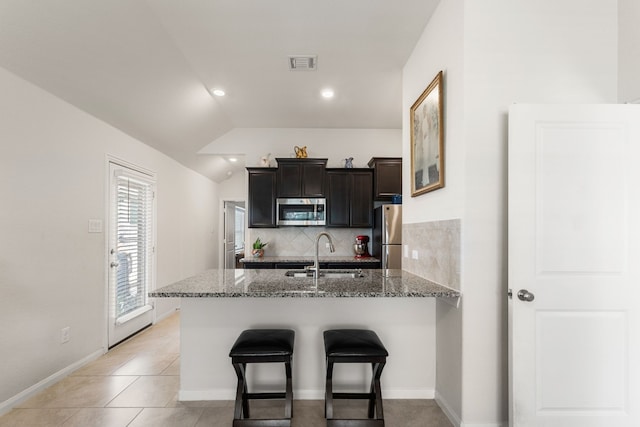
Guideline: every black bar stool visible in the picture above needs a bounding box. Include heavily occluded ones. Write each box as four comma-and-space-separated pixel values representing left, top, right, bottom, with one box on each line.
323, 329, 388, 427
229, 329, 295, 427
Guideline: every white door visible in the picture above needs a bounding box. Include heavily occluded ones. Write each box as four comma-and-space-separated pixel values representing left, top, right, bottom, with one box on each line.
107, 161, 156, 347
508, 104, 640, 426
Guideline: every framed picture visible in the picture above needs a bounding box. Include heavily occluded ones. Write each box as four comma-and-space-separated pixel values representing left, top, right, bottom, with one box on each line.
410, 70, 444, 197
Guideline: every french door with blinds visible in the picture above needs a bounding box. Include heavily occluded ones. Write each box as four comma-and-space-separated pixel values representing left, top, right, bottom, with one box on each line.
108, 161, 156, 347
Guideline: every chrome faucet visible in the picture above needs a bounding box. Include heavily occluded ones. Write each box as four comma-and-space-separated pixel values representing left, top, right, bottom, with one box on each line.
312, 232, 335, 277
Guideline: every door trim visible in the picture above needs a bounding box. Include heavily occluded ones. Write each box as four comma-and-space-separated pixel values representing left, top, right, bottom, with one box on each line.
220, 199, 246, 269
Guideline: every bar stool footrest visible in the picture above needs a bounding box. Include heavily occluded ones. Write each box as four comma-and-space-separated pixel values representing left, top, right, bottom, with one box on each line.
246, 392, 287, 400
233, 419, 292, 427
327, 420, 385, 427
332, 392, 375, 400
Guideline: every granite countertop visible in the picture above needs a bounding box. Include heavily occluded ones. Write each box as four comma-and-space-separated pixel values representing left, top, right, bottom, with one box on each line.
149, 269, 460, 298
240, 256, 380, 263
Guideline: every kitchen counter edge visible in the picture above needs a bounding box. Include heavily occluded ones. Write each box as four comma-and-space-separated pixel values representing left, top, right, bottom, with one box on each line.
148, 269, 460, 299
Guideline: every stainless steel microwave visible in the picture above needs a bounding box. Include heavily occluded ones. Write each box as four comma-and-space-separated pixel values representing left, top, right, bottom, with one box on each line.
276, 198, 326, 226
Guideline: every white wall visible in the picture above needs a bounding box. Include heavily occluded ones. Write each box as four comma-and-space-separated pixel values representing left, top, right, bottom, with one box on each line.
200, 127, 401, 168
619, 0, 640, 103
403, 0, 619, 425
402, 0, 465, 225
0, 66, 219, 408
402, 0, 465, 422
218, 169, 246, 201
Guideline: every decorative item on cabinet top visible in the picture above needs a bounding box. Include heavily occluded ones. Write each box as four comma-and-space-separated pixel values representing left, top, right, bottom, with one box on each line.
259, 153, 272, 167
294, 145, 308, 158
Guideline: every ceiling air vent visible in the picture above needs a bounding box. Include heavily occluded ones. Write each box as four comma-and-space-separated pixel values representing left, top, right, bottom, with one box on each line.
288, 55, 317, 71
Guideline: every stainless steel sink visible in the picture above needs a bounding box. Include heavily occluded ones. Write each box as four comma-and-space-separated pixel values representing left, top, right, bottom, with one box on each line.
322, 269, 365, 278
285, 270, 314, 278
285, 269, 364, 279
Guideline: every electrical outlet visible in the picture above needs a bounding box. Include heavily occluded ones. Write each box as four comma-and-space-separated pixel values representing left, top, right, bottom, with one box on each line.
412, 250, 419, 260
61, 327, 70, 344
325, 242, 331, 249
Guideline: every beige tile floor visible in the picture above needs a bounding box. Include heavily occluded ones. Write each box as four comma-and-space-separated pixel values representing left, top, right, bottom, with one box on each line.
0, 312, 453, 427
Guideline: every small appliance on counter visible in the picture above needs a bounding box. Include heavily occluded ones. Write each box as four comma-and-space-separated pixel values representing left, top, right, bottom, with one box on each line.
354, 235, 371, 258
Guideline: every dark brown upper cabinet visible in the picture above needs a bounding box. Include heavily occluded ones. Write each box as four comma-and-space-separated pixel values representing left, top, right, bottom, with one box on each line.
247, 168, 277, 228
276, 158, 327, 198
368, 157, 402, 201
325, 169, 373, 228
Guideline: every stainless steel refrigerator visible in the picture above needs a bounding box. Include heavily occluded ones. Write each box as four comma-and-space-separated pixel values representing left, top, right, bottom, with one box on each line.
372, 204, 402, 269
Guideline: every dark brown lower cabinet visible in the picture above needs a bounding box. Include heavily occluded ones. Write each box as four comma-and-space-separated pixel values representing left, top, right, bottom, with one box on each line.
242, 261, 380, 269
326, 169, 373, 228
242, 262, 274, 269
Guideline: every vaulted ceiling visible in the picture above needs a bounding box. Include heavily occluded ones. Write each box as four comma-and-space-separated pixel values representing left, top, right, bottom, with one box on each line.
0, 0, 439, 181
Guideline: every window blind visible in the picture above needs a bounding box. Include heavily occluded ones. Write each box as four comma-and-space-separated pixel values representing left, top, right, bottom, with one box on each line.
113, 170, 155, 321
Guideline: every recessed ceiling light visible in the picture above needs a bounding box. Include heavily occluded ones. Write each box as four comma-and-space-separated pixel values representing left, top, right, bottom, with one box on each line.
212, 89, 226, 97
228, 157, 237, 162
321, 89, 335, 99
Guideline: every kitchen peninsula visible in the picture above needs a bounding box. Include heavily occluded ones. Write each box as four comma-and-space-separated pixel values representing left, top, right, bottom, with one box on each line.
149, 269, 459, 401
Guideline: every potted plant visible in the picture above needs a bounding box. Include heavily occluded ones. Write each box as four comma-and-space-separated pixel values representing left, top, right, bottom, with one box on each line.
251, 237, 268, 257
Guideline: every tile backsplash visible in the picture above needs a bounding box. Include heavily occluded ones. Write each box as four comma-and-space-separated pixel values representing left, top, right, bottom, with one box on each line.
245, 220, 460, 290
247, 227, 371, 257
402, 219, 460, 290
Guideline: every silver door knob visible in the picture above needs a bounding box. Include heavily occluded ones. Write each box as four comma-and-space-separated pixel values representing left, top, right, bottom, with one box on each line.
517, 289, 535, 302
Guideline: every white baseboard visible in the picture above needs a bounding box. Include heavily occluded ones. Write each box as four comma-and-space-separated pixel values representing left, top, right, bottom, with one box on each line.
154, 306, 179, 323
434, 391, 506, 427
179, 387, 435, 402
0, 349, 105, 416
383, 388, 435, 399
435, 390, 462, 427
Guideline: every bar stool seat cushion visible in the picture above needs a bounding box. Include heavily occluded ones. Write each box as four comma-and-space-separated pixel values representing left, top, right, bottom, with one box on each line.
324, 329, 389, 358
229, 329, 295, 358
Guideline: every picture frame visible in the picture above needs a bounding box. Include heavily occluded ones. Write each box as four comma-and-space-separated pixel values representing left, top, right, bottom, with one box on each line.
410, 70, 444, 197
